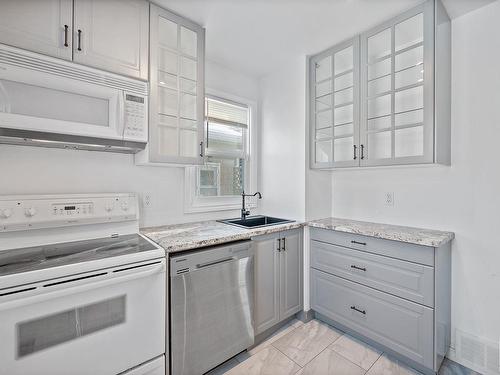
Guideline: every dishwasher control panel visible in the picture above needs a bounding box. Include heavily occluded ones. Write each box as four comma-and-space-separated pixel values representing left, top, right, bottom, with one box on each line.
170, 240, 252, 276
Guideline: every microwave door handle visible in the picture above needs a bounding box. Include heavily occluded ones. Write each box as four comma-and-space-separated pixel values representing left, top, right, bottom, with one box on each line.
0, 80, 11, 113
117, 91, 126, 138
0, 262, 164, 311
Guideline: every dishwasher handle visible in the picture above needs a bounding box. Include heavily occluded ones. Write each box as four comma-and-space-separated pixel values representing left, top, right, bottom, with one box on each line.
196, 257, 235, 269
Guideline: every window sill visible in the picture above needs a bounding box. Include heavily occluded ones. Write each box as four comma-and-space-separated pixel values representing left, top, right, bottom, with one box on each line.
184, 198, 257, 214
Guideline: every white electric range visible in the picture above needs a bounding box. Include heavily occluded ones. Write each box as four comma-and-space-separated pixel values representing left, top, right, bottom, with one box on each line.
0, 193, 166, 375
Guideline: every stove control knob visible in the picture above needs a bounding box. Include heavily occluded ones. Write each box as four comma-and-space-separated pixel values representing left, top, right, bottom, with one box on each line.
105, 202, 114, 212
121, 201, 129, 211
1, 208, 12, 218
25, 207, 37, 217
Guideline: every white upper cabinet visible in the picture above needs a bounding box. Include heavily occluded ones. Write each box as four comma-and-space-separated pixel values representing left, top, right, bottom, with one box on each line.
0, 0, 73, 60
309, 0, 450, 169
73, 0, 149, 80
136, 4, 205, 165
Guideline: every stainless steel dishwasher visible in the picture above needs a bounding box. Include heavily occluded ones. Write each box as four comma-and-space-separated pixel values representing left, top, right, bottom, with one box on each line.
170, 241, 254, 375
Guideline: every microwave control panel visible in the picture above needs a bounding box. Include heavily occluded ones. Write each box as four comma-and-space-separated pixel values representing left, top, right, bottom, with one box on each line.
123, 93, 147, 141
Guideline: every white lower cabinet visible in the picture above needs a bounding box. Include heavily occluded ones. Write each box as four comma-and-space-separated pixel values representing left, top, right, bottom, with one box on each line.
253, 229, 303, 335
310, 228, 451, 375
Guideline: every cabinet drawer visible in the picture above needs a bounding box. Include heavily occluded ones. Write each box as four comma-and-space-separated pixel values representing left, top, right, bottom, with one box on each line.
311, 269, 434, 369
310, 228, 434, 266
311, 240, 434, 306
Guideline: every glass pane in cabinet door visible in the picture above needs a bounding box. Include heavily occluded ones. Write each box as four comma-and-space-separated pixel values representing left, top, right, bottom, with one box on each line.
368, 115, 391, 131
180, 129, 198, 157
180, 57, 197, 80
334, 137, 354, 162
158, 87, 178, 116
316, 127, 333, 140
368, 131, 391, 159
158, 71, 177, 90
180, 26, 197, 57
367, 28, 391, 62
367, 58, 391, 81
368, 75, 391, 97
334, 123, 353, 137
395, 108, 423, 127
315, 56, 332, 82
180, 78, 196, 94
159, 48, 178, 75
334, 104, 353, 125
395, 126, 423, 157
395, 45, 423, 71
334, 87, 353, 106
158, 17, 178, 49
335, 72, 353, 91
158, 125, 178, 156
315, 140, 332, 163
395, 65, 423, 89
316, 94, 332, 111
367, 94, 391, 119
316, 110, 332, 129
395, 86, 423, 113
395, 13, 423, 51
316, 80, 332, 97
180, 93, 197, 120
334, 46, 353, 75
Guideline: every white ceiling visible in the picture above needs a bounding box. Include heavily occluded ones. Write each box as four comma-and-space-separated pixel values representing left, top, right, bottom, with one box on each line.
154, 0, 497, 78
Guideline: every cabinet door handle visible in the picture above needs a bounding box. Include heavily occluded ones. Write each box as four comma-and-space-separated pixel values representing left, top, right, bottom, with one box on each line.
360, 144, 365, 160
351, 240, 367, 246
353, 145, 357, 160
77, 29, 82, 51
350, 306, 366, 315
63, 25, 69, 47
350, 265, 366, 271
199, 141, 204, 157
277, 238, 281, 252
282, 237, 286, 252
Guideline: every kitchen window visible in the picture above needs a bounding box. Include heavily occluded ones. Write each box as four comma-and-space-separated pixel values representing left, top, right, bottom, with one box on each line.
185, 92, 257, 213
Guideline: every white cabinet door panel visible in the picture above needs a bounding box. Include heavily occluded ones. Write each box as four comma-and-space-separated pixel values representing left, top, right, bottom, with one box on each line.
73, 0, 149, 79
0, 0, 72, 60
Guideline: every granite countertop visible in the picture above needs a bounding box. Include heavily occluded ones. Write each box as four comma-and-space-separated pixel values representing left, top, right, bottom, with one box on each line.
308, 217, 454, 247
140, 220, 304, 253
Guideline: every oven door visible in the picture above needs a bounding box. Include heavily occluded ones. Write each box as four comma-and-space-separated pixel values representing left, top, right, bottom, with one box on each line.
0, 62, 124, 140
0, 259, 166, 375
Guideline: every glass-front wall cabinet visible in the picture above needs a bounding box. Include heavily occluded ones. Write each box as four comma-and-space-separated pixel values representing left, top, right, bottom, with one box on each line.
309, 0, 450, 169
310, 38, 359, 168
138, 4, 205, 165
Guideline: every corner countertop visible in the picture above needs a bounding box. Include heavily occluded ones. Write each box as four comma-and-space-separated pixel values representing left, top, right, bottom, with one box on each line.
140, 220, 304, 253
307, 217, 454, 247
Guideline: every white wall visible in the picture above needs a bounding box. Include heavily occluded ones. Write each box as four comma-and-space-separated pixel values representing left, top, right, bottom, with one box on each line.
331, 2, 500, 372
0, 60, 259, 228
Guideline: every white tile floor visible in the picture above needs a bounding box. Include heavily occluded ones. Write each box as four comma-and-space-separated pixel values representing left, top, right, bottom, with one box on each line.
206, 319, 479, 375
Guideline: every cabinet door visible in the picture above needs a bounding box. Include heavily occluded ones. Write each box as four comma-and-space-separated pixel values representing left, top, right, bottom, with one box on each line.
279, 229, 303, 319
0, 0, 72, 60
254, 234, 281, 335
73, 0, 149, 79
310, 37, 360, 168
360, 2, 434, 166
147, 4, 205, 164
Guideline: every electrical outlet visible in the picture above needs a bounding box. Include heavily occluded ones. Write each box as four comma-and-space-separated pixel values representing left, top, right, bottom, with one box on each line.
384, 192, 394, 207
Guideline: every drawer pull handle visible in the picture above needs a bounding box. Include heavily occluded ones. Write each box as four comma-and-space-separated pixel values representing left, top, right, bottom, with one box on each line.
350, 265, 366, 271
351, 240, 367, 246
350, 306, 366, 315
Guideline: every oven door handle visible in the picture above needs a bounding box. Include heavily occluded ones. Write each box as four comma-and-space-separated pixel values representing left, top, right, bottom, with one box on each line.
0, 262, 165, 311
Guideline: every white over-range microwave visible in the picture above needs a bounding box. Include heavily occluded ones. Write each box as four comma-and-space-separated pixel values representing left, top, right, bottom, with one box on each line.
0, 44, 148, 153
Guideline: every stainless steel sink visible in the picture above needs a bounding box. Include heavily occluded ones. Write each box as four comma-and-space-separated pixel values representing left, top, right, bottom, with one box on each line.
218, 215, 294, 229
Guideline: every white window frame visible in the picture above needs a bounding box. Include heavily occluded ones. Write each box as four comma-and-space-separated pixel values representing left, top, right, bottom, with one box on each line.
184, 88, 258, 213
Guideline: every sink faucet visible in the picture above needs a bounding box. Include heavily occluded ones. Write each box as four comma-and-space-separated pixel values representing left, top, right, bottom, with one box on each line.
241, 191, 262, 220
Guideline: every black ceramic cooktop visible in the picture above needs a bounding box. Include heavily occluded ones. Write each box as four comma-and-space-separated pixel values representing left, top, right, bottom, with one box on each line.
0, 234, 158, 277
